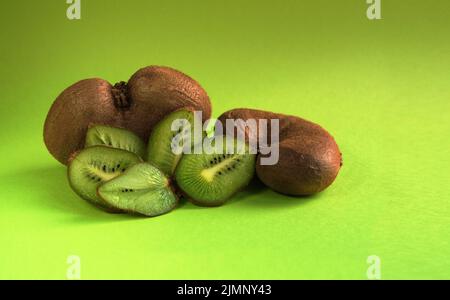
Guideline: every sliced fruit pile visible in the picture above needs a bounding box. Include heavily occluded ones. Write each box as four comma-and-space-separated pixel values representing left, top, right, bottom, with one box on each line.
66, 109, 256, 217
46, 66, 342, 217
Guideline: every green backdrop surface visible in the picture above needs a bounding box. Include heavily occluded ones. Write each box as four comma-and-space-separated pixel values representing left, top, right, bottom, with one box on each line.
0, 0, 449, 279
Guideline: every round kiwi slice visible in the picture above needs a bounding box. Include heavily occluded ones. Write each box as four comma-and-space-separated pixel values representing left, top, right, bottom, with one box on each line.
86, 125, 146, 159
97, 163, 178, 217
147, 109, 195, 177
68, 146, 142, 211
174, 136, 256, 206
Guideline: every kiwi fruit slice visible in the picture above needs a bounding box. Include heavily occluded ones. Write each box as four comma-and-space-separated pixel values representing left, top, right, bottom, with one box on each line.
175, 136, 256, 206
86, 125, 146, 159
44, 66, 212, 165
97, 163, 178, 217
218, 108, 342, 196
147, 109, 195, 176
68, 146, 142, 211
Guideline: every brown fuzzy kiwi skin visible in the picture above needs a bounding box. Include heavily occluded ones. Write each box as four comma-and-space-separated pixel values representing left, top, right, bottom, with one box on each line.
44, 66, 212, 165
218, 108, 342, 196
125, 66, 211, 140
44, 79, 119, 165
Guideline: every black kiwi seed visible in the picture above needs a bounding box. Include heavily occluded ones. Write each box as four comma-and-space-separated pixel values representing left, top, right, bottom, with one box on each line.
102, 165, 106, 172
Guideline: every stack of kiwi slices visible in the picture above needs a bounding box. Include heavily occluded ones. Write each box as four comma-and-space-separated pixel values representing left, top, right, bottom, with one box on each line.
66, 111, 256, 217
44, 66, 342, 218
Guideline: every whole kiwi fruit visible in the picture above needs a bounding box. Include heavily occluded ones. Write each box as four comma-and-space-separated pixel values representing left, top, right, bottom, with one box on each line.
44, 66, 211, 165
218, 108, 342, 196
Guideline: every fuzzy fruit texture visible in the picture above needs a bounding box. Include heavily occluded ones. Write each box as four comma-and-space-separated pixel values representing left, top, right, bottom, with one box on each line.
44, 66, 212, 165
218, 109, 342, 196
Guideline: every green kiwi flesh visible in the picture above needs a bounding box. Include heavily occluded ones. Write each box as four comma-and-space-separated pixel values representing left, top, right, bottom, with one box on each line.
97, 163, 178, 217
175, 136, 256, 206
86, 125, 146, 159
68, 146, 142, 211
147, 110, 195, 176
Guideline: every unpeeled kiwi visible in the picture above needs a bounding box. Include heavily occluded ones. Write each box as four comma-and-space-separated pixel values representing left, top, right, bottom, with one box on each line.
218, 108, 342, 196
68, 146, 142, 211
86, 125, 146, 159
146, 109, 195, 177
175, 136, 256, 206
44, 66, 212, 165
97, 163, 178, 217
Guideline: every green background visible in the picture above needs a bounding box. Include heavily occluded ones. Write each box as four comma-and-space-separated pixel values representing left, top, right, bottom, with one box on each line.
1, 0, 449, 279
